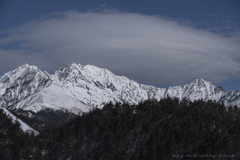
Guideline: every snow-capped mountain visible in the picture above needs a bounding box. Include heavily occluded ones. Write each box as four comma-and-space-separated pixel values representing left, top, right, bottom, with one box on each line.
0, 63, 239, 114
0, 64, 52, 107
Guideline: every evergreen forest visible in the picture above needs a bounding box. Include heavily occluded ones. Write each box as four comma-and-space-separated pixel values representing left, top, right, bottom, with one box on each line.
0, 97, 240, 160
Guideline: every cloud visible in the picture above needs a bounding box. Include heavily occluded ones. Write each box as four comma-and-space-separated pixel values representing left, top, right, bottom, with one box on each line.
0, 10, 240, 86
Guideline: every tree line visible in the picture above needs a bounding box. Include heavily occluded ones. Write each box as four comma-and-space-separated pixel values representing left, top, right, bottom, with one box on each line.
0, 97, 240, 159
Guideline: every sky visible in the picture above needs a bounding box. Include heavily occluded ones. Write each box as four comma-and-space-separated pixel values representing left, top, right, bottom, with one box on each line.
0, 0, 240, 91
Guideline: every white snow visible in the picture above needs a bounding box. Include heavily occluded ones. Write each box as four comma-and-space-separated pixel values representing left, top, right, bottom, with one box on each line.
0, 106, 39, 135
0, 62, 239, 115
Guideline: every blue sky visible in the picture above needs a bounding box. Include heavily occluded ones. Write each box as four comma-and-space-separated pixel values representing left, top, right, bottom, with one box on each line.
0, 0, 240, 91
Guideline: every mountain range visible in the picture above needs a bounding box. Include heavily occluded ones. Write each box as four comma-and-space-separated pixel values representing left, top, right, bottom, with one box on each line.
0, 62, 239, 116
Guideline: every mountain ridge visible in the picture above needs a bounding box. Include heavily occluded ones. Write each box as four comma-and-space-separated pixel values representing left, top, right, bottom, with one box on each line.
0, 62, 239, 114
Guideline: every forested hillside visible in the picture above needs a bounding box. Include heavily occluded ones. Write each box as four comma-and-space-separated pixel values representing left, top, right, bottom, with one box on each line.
1, 97, 240, 159
0, 109, 35, 159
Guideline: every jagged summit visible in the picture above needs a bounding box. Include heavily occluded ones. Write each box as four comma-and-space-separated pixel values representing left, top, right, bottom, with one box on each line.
0, 62, 239, 114
218, 86, 225, 91
0, 64, 53, 108
16, 63, 40, 72
19, 63, 30, 68
190, 77, 212, 85
191, 77, 203, 81
63, 62, 82, 69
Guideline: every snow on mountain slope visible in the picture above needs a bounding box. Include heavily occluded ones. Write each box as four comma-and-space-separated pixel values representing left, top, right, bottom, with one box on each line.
53, 63, 230, 107
53, 62, 155, 106
0, 62, 239, 115
0, 64, 52, 107
13, 83, 93, 113
165, 77, 228, 102
219, 91, 240, 107
0, 106, 39, 135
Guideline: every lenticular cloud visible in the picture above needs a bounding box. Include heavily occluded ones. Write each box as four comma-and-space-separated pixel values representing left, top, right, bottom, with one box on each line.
0, 10, 240, 85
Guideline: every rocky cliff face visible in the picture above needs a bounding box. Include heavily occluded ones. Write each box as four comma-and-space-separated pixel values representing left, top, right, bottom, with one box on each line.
0, 63, 239, 114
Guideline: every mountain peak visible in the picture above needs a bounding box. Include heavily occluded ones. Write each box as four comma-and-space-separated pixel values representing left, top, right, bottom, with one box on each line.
1, 63, 239, 114
188, 77, 216, 89
0, 64, 41, 84
218, 86, 226, 92
63, 62, 82, 70
68, 62, 78, 67
191, 77, 204, 82
18, 63, 39, 69
19, 63, 30, 68
15, 64, 41, 73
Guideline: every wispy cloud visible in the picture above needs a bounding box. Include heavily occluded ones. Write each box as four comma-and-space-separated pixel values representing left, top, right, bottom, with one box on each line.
201, 13, 240, 18
0, 10, 240, 86
197, 13, 240, 36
